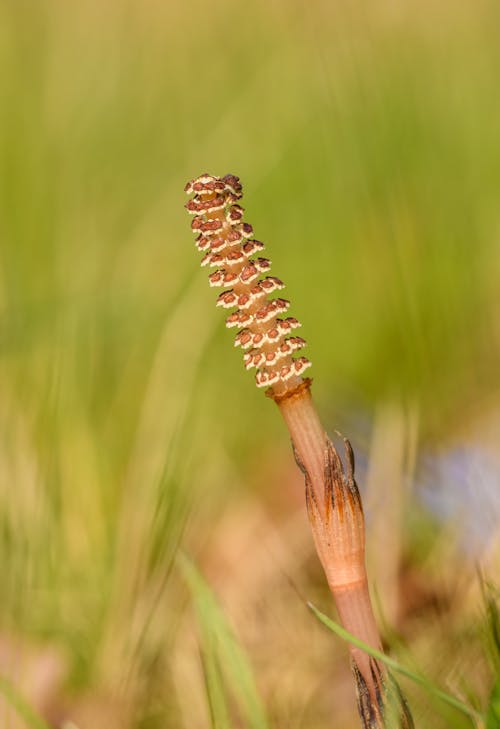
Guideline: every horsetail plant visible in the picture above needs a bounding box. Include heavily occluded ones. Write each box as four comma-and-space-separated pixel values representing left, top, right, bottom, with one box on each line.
184, 173, 413, 728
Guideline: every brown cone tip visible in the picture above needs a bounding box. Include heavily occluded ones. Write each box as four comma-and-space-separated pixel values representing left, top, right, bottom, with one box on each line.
184, 173, 311, 394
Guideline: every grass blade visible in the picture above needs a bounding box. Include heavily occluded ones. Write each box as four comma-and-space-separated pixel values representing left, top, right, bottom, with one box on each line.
179, 554, 270, 729
199, 641, 233, 729
308, 601, 482, 724
0, 674, 52, 729
486, 680, 500, 729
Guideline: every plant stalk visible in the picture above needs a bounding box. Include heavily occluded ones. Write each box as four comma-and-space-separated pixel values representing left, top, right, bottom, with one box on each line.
272, 380, 413, 728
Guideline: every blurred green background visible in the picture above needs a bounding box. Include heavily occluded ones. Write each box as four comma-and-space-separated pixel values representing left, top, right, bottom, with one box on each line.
0, 1, 499, 727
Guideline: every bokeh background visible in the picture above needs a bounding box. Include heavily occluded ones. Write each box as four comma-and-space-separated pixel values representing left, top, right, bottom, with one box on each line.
1, 1, 499, 727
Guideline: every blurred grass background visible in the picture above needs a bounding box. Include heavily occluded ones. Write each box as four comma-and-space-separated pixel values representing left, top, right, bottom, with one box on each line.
0, 1, 499, 727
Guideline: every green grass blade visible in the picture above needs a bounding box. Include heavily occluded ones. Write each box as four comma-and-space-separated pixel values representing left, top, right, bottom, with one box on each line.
486, 680, 500, 729
199, 641, 233, 729
308, 601, 482, 724
0, 674, 52, 729
179, 554, 270, 729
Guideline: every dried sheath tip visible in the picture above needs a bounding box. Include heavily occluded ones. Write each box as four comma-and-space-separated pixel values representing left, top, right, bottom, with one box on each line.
185, 173, 311, 395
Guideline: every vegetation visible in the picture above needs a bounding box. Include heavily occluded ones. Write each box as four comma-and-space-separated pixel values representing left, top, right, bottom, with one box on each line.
0, 1, 499, 727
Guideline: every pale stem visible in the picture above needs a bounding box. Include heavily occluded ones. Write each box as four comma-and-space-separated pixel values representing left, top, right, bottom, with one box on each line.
275, 383, 385, 717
